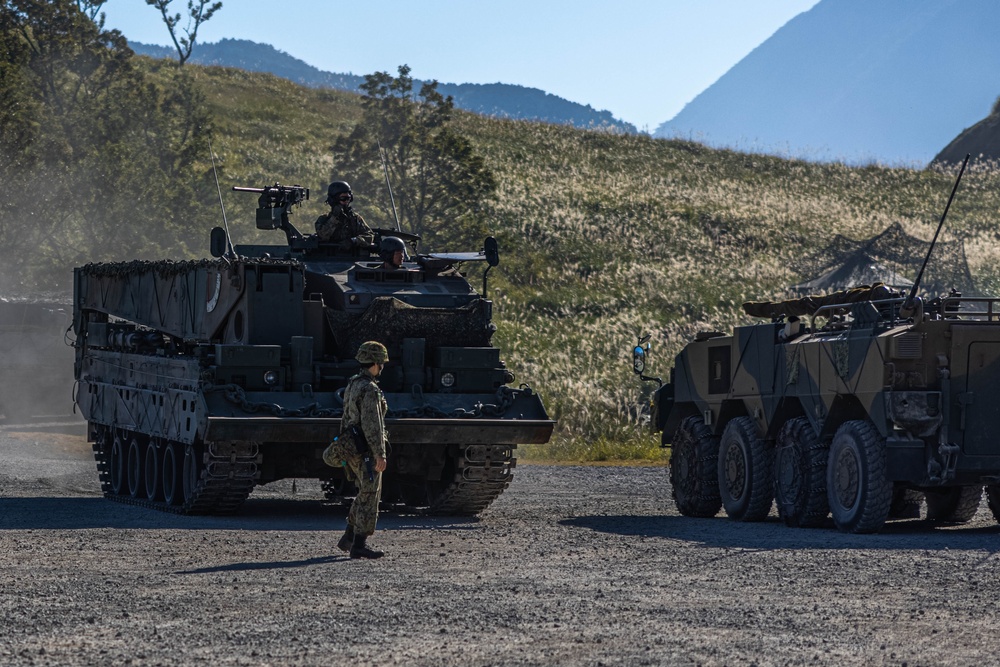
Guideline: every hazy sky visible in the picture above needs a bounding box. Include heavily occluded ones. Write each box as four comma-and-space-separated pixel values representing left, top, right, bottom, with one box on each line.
99, 0, 820, 132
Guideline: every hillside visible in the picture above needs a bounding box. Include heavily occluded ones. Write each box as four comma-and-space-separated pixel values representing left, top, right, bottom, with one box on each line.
130, 39, 636, 134
934, 99, 1000, 165
655, 0, 1000, 166
177, 63, 1000, 459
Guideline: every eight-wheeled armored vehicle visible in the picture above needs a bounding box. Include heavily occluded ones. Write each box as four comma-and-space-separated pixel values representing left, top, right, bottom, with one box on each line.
73, 183, 554, 515
634, 157, 1000, 533
635, 285, 1000, 534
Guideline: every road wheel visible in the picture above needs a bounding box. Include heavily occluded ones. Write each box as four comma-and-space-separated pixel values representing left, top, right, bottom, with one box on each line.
774, 417, 828, 527
718, 416, 774, 521
669, 416, 721, 518
162, 441, 183, 506
925, 486, 982, 523
144, 440, 162, 502
826, 420, 892, 533
109, 431, 126, 496
126, 435, 146, 499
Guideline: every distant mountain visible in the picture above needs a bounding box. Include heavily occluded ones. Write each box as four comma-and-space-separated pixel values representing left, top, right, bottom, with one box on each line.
654, 0, 1000, 166
130, 39, 636, 134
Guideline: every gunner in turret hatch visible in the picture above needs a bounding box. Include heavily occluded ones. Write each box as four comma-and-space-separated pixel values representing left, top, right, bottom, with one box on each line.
379, 236, 406, 269
315, 180, 374, 252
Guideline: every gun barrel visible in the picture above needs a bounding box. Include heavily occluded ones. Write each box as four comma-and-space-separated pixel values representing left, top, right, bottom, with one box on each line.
232, 186, 265, 193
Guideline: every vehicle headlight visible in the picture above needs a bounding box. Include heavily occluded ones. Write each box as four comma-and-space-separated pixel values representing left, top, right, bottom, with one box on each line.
263, 370, 280, 386
440, 372, 455, 388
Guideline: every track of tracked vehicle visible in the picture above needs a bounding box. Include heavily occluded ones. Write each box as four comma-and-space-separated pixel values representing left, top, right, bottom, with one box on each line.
323, 444, 517, 516
93, 435, 259, 515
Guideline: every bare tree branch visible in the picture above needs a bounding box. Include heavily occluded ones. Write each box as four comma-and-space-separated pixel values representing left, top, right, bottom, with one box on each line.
143, 0, 221, 65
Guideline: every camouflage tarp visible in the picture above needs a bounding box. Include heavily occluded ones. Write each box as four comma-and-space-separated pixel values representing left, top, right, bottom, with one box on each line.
743, 283, 897, 319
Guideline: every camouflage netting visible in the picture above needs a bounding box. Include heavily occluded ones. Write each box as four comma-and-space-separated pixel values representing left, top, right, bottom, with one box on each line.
326, 297, 494, 357
792, 222, 975, 296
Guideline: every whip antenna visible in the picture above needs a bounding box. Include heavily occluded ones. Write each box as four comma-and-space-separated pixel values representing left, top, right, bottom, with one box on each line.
378, 140, 401, 232
905, 152, 970, 310
209, 138, 236, 257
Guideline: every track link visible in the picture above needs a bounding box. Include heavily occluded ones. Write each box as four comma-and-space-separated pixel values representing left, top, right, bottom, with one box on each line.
93, 433, 259, 515
426, 445, 516, 516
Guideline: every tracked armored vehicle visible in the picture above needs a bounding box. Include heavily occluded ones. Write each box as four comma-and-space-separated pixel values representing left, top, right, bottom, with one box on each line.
634, 156, 1000, 534
73, 183, 554, 515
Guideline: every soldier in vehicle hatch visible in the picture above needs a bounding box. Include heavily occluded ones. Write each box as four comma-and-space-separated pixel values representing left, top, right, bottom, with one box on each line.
315, 181, 375, 251
378, 236, 406, 269
322, 341, 390, 559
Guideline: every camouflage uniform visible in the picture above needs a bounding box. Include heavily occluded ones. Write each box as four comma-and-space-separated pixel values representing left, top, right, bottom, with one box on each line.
315, 205, 374, 249
323, 367, 388, 536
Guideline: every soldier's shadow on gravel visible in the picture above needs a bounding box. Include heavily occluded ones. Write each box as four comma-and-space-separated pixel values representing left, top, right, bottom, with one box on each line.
561, 515, 1000, 552
0, 497, 479, 532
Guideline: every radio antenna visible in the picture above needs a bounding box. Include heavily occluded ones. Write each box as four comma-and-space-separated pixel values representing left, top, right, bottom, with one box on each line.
903, 152, 970, 315
209, 138, 236, 258
377, 140, 401, 232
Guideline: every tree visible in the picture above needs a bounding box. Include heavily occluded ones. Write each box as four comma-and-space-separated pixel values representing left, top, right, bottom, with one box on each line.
0, 0, 216, 291
331, 65, 497, 250
144, 0, 220, 65
76, 0, 105, 22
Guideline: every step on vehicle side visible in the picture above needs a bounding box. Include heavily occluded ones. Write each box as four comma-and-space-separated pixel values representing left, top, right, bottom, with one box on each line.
73, 183, 554, 515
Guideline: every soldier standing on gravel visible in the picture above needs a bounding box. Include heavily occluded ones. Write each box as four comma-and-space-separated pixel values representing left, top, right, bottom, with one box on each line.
323, 341, 390, 559
315, 181, 374, 252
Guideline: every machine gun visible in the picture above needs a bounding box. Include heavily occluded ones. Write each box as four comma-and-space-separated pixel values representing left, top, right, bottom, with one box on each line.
348, 424, 376, 482
233, 183, 310, 245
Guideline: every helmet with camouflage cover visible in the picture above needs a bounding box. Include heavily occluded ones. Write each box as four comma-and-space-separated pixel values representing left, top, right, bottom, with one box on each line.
326, 181, 353, 205
356, 341, 389, 365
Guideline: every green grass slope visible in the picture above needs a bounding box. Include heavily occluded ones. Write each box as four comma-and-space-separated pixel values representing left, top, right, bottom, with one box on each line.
184, 64, 1000, 462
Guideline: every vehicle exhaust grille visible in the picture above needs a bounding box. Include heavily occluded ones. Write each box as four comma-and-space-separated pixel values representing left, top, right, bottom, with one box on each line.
891, 332, 923, 359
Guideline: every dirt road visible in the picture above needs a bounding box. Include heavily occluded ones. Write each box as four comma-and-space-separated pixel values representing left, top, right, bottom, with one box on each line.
2, 429, 999, 666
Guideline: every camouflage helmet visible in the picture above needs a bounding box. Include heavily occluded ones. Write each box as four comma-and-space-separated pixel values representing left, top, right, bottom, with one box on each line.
326, 181, 353, 205
355, 341, 389, 365
379, 236, 407, 264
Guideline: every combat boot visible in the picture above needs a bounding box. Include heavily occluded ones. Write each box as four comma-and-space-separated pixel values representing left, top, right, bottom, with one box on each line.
337, 526, 355, 553
350, 534, 384, 559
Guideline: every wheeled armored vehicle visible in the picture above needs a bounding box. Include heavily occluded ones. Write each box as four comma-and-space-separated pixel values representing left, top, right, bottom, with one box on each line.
633, 157, 1000, 533
73, 183, 553, 515
634, 284, 1000, 534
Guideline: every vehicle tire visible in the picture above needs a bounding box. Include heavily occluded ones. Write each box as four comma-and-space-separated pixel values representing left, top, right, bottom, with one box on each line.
925, 486, 982, 523
826, 420, 892, 533
774, 417, 829, 528
718, 416, 774, 521
126, 436, 146, 499
144, 440, 162, 502
162, 441, 183, 506
109, 431, 126, 496
669, 416, 722, 518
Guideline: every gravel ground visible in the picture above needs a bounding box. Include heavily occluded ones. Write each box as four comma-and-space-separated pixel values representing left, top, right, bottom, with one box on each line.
2, 429, 1000, 667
